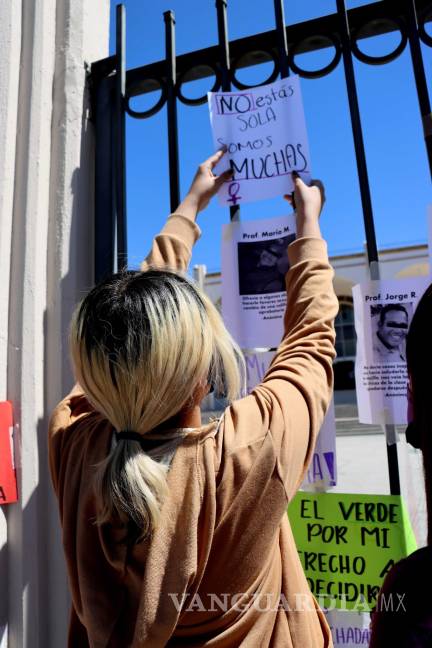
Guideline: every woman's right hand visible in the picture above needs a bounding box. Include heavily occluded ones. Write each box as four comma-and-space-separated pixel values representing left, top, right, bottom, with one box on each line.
174, 150, 233, 223
284, 175, 325, 239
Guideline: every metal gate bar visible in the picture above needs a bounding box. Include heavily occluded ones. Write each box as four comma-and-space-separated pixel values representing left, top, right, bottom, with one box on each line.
115, 4, 127, 270
164, 11, 181, 213
121, 1, 432, 97
405, 0, 432, 179
216, 0, 240, 222
337, 0, 401, 495
274, 0, 290, 79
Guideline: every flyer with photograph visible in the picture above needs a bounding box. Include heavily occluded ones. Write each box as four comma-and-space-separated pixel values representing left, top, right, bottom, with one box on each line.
222, 214, 296, 349
352, 278, 430, 424
244, 350, 337, 489
208, 77, 311, 205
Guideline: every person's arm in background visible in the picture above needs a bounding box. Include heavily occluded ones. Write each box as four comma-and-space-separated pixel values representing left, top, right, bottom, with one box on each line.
141, 149, 232, 272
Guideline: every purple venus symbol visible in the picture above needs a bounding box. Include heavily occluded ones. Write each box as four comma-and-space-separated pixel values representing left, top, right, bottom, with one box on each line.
227, 181, 241, 205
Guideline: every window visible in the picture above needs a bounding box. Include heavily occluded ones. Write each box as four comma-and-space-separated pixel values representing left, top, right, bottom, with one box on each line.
335, 301, 356, 358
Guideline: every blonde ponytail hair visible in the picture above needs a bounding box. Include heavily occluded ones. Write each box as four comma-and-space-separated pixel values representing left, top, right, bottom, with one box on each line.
70, 270, 244, 540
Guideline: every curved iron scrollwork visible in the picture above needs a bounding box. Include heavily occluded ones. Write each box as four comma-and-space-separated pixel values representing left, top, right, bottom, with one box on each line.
351, 17, 408, 65
419, 8, 432, 48
289, 34, 342, 79
125, 79, 168, 119
231, 50, 279, 90
113, 6, 432, 121
177, 64, 221, 106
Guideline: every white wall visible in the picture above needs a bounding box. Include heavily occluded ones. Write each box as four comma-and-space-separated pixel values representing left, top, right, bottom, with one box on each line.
0, 4, 21, 646
0, 1, 110, 646
330, 244, 429, 285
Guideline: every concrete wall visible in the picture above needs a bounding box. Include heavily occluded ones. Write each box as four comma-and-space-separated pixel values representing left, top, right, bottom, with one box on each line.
0, 1, 110, 646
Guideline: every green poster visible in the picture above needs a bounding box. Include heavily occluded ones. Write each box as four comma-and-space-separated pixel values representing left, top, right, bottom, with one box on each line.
288, 492, 417, 611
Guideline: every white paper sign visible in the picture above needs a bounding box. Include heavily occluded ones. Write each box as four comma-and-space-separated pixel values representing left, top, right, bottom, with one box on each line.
244, 350, 275, 394
222, 214, 296, 349
302, 399, 337, 489
353, 278, 430, 424
244, 350, 337, 489
208, 77, 311, 205
325, 609, 371, 647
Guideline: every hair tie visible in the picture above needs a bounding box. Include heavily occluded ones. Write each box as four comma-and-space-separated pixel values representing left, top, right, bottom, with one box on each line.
115, 430, 144, 444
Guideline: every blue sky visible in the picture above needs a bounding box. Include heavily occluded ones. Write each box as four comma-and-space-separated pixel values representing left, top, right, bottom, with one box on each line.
109, 0, 432, 272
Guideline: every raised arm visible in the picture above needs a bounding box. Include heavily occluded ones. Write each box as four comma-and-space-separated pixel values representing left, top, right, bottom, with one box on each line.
223, 176, 338, 500
54, 152, 231, 437
141, 149, 232, 272
258, 177, 337, 493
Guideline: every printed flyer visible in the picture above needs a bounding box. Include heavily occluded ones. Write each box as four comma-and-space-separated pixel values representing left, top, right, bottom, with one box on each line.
222, 214, 296, 348
352, 278, 429, 424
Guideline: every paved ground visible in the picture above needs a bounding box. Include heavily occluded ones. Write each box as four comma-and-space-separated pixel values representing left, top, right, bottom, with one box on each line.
334, 403, 398, 437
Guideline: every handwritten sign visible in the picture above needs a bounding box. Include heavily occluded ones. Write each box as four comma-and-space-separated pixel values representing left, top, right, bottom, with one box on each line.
325, 610, 371, 647
244, 350, 275, 393
208, 77, 311, 205
222, 213, 296, 348
0, 401, 17, 504
302, 399, 337, 490
245, 350, 337, 489
288, 492, 416, 611
352, 278, 429, 424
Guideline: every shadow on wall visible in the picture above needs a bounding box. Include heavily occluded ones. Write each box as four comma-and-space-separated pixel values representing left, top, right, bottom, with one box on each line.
0, 80, 94, 646
0, 410, 64, 644
0, 513, 6, 642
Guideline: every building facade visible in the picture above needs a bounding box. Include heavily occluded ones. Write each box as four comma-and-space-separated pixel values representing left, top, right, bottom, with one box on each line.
202, 243, 429, 391
0, 2, 110, 646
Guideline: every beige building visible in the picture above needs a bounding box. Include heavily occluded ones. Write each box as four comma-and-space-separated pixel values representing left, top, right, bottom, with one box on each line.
202, 243, 429, 390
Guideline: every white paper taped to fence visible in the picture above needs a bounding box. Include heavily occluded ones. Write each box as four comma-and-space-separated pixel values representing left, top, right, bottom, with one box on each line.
208, 76, 311, 205
244, 350, 337, 489
353, 277, 430, 424
222, 214, 296, 349
302, 398, 337, 489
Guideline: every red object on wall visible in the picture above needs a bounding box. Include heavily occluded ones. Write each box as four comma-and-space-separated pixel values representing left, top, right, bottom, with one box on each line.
0, 401, 17, 504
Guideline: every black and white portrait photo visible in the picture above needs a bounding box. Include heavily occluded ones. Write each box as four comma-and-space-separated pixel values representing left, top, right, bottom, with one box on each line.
353, 279, 429, 425
237, 234, 296, 296
370, 302, 412, 364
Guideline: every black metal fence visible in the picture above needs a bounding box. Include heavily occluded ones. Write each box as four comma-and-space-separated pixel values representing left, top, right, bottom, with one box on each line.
90, 0, 432, 494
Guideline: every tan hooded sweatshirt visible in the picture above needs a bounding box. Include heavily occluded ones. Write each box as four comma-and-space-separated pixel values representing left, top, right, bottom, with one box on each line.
49, 213, 338, 647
